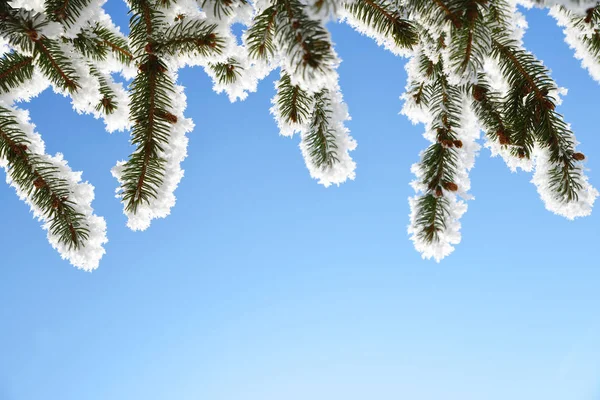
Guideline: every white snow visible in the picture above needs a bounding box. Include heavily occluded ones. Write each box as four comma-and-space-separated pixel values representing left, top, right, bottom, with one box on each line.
0, 107, 107, 270
2, 0, 599, 267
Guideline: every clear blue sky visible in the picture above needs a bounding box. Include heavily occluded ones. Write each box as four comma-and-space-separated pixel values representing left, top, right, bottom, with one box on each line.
1, 4, 600, 400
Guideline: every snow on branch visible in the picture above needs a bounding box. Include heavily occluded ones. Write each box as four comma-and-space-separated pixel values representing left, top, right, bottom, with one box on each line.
0, 106, 107, 270
1, 0, 600, 268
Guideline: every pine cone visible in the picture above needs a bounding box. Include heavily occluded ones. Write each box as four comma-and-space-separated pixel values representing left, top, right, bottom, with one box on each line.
33, 177, 46, 189
144, 43, 155, 54
573, 152, 586, 161
585, 8, 595, 24
164, 113, 178, 124
498, 131, 510, 145
443, 182, 458, 192
466, 6, 479, 22
157, 110, 178, 124
543, 99, 555, 111
472, 85, 486, 102
26, 29, 39, 41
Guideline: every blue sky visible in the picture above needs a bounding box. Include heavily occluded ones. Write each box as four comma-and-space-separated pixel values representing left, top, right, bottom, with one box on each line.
1, 4, 600, 400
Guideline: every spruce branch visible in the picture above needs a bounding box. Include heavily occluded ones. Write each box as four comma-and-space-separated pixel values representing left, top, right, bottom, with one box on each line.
201, 0, 249, 18
345, 0, 419, 49
274, 0, 337, 80
552, 4, 600, 82
89, 65, 118, 115
0, 0, 598, 267
407, 0, 463, 28
72, 24, 133, 64
120, 54, 174, 212
275, 72, 312, 125
119, 0, 181, 213
0, 7, 78, 91
470, 78, 511, 146
0, 53, 34, 93
33, 37, 81, 92
210, 58, 243, 85
246, 4, 278, 60
492, 37, 586, 201
410, 58, 466, 246
154, 19, 224, 57
448, 0, 491, 79
303, 88, 340, 170
413, 193, 451, 243
45, 0, 92, 26
572, 5, 600, 58
0, 107, 90, 249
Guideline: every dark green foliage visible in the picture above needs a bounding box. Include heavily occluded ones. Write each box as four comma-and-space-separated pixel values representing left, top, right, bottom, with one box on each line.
568, 5, 600, 62
45, 0, 92, 26
246, 5, 278, 60
210, 58, 243, 85
120, 0, 224, 212
121, 54, 174, 212
156, 19, 224, 56
0, 53, 34, 93
470, 77, 512, 149
0, 0, 596, 263
492, 37, 582, 201
0, 6, 81, 91
304, 89, 339, 169
201, 0, 248, 18
345, 0, 419, 49
72, 24, 133, 65
407, 0, 464, 29
0, 107, 89, 249
419, 93, 460, 191
448, 0, 491, 76
33, 36, 81, 92
274, 0, 336, 77
414, 194, 450, 243
409, 55, 465, 242
90, 65, 118, 115
275, 73, 312, 125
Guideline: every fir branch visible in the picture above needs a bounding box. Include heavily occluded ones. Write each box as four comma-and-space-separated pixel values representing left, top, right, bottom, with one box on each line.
45, 0, 92, 26
201, 0, 248, 18
1, 7, 81, 92
274, 0, 337, 78
345, 0, 419, 49
408, 0, 462, 28
275, 73, 312, 125
0, 7, 52, 53
246, 4, 278, 60
0, 107, 89, 249
210, 58, 242, 85
303, 89, 339, 169
89, 65, 118, 115
470, 78, 512, 146
492, 37, 585, 201
448, 0, 491, 78
72, 24, 134, 64
120, 54, 174, 212
414, 193, 450, 243
563, 5, 600, 65
129, 0, 165, 56
0, 53, 34, 93
410, 60, 464, 244
33, 37, 80, 92
154, 19, 224, 57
